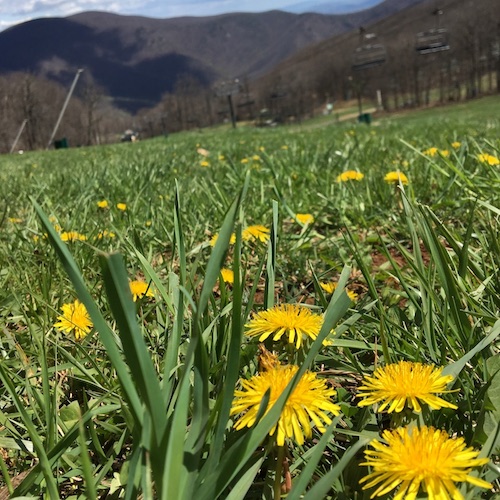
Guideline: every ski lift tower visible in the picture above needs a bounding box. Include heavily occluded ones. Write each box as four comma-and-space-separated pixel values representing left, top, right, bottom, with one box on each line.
351, 27, 386, 117
416, 7, 450, 54
215, 78, 241, 129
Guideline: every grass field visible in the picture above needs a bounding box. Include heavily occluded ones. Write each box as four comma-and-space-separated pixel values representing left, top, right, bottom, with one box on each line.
1, 95, 499, 499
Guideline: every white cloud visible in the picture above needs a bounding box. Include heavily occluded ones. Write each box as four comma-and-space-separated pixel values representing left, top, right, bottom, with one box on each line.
0, 0, 149, 16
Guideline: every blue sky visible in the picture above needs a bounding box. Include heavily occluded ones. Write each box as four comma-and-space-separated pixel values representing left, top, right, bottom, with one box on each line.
0, 0, 377, 30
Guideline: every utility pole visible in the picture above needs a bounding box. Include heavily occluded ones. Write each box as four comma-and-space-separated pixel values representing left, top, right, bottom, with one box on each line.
46, 68, 84, 149
10, 119, 28, 154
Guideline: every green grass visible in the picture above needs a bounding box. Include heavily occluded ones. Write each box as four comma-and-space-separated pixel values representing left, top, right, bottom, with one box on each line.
0, 95, 499, 499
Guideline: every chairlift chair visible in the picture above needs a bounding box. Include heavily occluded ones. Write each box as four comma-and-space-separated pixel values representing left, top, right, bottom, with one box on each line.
416, 6, 450, 54
416, 28, 450, 54
352, 43, 387, 71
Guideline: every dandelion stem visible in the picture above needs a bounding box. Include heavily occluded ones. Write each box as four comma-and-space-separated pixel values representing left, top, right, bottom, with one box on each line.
273, 444, 286, 500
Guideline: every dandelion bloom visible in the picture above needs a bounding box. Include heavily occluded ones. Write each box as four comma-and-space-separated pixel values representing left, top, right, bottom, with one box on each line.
129, 280, 154, 301
357, 360, 457, 413
245, 304, 324, 349
54, 300, 93, 340
440, 149, 450, 157
230, 364, 340, 446
477, 153, 500, 166
96, 230, 116, 239
8, 217, 23, 223
451, 141, 461, 149
117, 203, 127, 211
242, 225, 270, 243
320, 282, 358, 302
337, 170, 364, 182
60, 231, 87, 242
360, 426, 491, 499
295, 213, 314, 225
423, 147, 438, 157
200, 160, 210, 167
97, 200, 108, 209
220, 268, 234, 284
384, 171, 408, 185
210, 232, 236, 247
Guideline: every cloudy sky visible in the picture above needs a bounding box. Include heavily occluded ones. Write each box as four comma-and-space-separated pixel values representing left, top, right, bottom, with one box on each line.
0, 0, 373, 30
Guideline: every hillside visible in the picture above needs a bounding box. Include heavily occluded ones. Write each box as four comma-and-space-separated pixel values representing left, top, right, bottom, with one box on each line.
0, 0, 421, 112
255, 0, 499, 100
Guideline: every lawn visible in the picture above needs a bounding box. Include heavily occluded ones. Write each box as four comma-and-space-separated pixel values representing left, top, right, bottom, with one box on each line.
0, 95, 499, 499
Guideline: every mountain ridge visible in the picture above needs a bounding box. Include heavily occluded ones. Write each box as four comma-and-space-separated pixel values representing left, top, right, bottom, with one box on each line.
0, 1, 422, 112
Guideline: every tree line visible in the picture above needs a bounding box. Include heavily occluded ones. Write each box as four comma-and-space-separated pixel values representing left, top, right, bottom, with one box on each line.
0, 72, 131, 154
1, 0, 499, 151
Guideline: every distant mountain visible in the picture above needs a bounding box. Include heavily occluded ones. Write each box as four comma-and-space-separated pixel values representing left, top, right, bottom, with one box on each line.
284, 0, 383, 15
0, 0, 422, 113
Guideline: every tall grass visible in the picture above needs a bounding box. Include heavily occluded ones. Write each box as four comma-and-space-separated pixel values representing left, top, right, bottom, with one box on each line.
0, 98, 499, 498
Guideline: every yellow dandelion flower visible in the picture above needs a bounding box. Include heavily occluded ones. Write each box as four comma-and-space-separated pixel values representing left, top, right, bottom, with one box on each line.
97, 200, 108, 209
477, 153, 500, 166
117, 203, 127, 211
360, 426, 491, 499
384, 171, 408, 185
200, 160, 210, 167
357, 360, 457, 413
60, 231, 87, 242
320, 282, 358, 302
241, 158, 249, 164
295, 213, 314, 225
54, 300, 93, 340
259, 146, 265, 152
230, 364, 340, 446
423, 147, 438, 157
440, 149, 450, 157
96, 230, 116, 239
129, 280, 154, 302
210, 232, 236, 247
218, 154, 225, 161
281, 145, 288, 150
8, 217, 23, 223
451, 141, 461, 149
252, 154, 261, 161
245, 304, 324, 349
220, 268, 234, 284
337, 170, 364, 182
242, 225, 270, 243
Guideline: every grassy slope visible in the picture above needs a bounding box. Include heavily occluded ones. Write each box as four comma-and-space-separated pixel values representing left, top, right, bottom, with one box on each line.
0, 94, 499, 498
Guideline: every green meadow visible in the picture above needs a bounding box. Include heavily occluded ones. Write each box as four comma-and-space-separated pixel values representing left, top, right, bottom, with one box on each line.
1, 96, 499, 499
